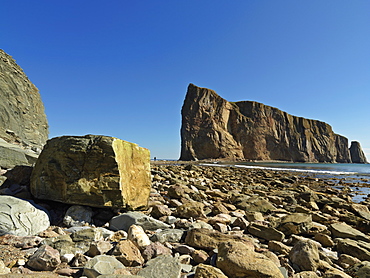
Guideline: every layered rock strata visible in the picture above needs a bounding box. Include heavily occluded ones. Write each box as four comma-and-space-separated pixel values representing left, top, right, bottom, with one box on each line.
30, 135, 151, 209
0, 50, 48, 167
350, 141, 368, 164
180, 84, 353, 162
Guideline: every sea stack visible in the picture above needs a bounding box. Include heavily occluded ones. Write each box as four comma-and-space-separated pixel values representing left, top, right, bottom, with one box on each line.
180, 83, 353, 163
349, 141, 368, 164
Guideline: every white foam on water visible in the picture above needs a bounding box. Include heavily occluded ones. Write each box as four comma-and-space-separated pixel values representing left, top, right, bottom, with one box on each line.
234, 164, 357, 175
199, 163, 357, 175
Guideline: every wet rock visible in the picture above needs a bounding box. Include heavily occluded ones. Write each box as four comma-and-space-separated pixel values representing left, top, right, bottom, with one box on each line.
83, 255, 125, 278
63, 205, 93, 227
289, 239, 320, 272
194, 263, 228, 278
0, 196, 50, 236
138, 255, 182, 278
217, 241, 284, 278
27, 245, 61, 271
109, 212, 170, 232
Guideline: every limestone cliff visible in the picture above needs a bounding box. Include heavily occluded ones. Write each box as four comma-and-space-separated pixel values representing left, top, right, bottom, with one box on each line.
180, 84, 352, 162
349, 141, 368, 164
0, 50, 48, 167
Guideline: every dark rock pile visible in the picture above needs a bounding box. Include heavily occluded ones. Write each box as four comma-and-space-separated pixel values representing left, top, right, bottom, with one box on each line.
1, 163, 370, 277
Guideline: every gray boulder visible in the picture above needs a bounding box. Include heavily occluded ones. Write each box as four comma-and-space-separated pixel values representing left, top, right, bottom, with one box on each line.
138, 255, 182, 278
83, 255, 125, 278
63, 205, 93, 227
109, 211, 170, 232
0, 195, 50, 236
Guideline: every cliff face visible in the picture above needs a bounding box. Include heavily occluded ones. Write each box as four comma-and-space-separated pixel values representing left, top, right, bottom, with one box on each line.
349, 141, 368, 164
180, 84, 352, 162
0, 50, 48, 167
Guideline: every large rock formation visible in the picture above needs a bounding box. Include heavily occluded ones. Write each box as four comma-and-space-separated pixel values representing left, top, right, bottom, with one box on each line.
350, 141, 368, 164
30, 135, 151, 209
180, 84, 353, 162
0, 50, 48, 168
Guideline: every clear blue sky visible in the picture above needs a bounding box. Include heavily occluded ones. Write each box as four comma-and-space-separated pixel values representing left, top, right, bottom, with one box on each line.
3, 1, 370, 160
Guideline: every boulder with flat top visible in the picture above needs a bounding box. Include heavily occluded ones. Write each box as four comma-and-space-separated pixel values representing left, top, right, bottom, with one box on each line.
30, 135, 151, 209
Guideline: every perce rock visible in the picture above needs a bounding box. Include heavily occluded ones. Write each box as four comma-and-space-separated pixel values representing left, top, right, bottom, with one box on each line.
180, 83, 359, 163
0, 49, 48, 168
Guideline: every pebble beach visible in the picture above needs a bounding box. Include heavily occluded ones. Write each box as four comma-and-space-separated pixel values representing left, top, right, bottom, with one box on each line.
1, 162, 370, 277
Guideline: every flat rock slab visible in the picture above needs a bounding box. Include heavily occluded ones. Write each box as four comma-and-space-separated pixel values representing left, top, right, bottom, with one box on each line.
329, 222, 370, 242
109, 212, 170, 232
30, 135, 151, 209
138, 255, 182, 278
83, 255, 125, 278
0, 196, 50, 236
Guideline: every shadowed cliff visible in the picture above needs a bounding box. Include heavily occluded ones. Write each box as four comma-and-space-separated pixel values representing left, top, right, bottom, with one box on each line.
180, 84, 353, 163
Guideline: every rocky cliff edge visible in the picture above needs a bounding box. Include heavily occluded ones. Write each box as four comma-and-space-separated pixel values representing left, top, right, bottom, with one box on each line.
0, 50, 48, 168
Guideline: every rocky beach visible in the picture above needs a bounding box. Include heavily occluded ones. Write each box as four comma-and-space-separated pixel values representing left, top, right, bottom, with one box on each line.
1, 162, 370, 277
2, 49, 370, 278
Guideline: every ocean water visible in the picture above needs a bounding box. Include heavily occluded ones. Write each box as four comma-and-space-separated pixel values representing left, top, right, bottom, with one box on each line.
201, 161, 370, 203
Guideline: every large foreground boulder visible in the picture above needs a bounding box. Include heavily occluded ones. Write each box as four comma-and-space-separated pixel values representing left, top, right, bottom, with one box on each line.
0, 49, 48, 168
30, 135, 151, 209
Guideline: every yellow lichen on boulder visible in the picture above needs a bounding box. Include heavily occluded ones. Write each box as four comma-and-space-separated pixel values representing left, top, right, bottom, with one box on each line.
30, 135, 151, 209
